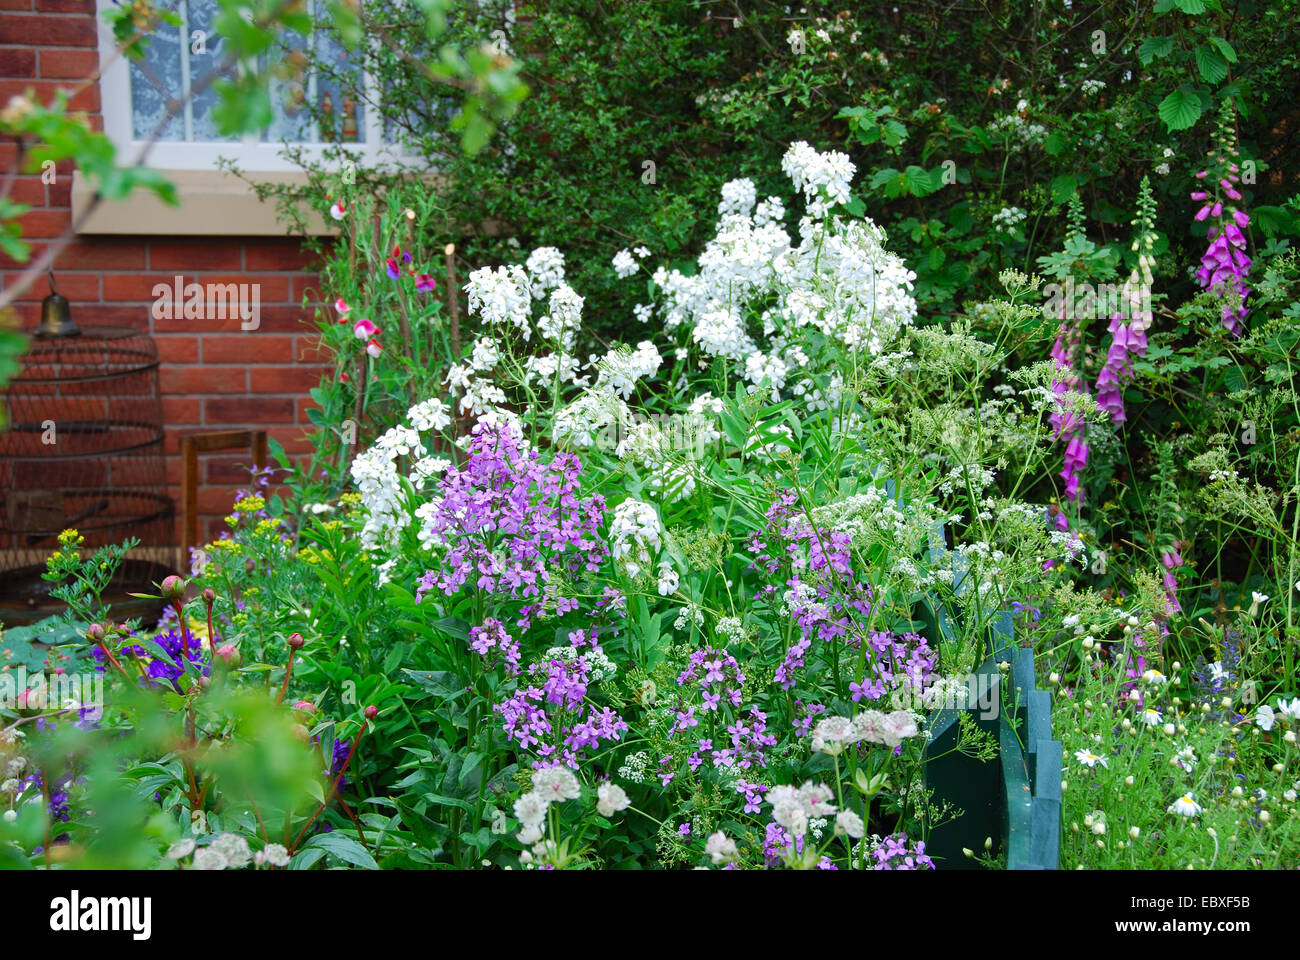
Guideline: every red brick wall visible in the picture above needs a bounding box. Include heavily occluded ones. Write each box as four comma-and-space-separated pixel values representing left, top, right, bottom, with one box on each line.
1, 1, 329, 548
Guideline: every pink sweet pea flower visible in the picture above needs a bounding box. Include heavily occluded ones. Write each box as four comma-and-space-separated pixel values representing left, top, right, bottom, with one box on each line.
366, 338, 383, 358
353, 318, 379, 339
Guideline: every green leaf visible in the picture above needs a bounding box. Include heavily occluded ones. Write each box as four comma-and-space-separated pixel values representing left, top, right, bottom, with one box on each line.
1195, 45, 1228, 84
305, 832, 378, 869
1050, 174, 1079, 204
1157, 88, 1204, 131
1174, 0, 1207, 12
1137, 36, 1174, 65
1208, 36, 1237, 62
903, 165, 939, 198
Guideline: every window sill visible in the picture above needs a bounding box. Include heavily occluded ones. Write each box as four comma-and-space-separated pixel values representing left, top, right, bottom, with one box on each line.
71, 168, 335, 237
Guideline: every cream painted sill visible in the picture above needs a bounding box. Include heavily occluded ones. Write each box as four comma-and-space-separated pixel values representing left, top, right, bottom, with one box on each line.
72, 169, 334, 237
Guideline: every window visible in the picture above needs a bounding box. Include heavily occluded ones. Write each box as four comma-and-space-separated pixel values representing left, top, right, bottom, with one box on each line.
95, 0, 410, 172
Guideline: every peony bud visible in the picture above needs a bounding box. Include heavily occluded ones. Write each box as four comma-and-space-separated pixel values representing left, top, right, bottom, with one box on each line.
160, 575, 187, 601
286, 633, 306, 650
201, 588, 216, 604
86, 623, 106, 643
364, 705, 379, 720
215, 643, 240, 668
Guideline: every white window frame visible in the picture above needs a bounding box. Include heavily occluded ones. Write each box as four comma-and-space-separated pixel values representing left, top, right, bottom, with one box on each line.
95, 0, 420, 173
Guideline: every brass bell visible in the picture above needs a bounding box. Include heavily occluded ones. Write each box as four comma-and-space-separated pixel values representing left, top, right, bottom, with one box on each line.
36, 271, 79, 338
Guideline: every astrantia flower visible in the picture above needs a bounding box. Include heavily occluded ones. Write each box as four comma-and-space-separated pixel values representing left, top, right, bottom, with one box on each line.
1167, 793, 1202, 817
835, 809, 865, 839
596, 782, 630, 817
705, 830, 739, 865
166, 838, 196, 859
513, 791, 549, 828
254, 843, 290, 867
211, 833, 252, 868
192, 848, 228, 870
532, 766, 582, 803
1074, 748, 1108, 769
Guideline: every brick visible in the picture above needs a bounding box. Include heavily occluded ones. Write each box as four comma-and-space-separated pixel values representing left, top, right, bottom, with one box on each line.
39, 48, 96, 79
6, 177, 46, 205
289, 274, 326, 303
266, 425, 316, 454
3, 271, 97, 302
149, 241, 243, 271
0, 49, 37, 77
249, 365, 329, 394
54, 239, 148, 271
154, 336, 200, 364
47, 175, 71, 207
102, 273, 170, 301
0, 0, 34, 10
202, 334, 293, 363
161, 397, 201, 425
159, 366, 247, 395
0, 79, 98, 113
77, 305, 150, 330
0, 15, 96, 45
204, 397, 295, 424
111, 272, 290, 304
231, 305, 313, 333
16, 209, 71, 238
197, 486, 243, 515
243, 240, 320, 271
35, 0, 90, 11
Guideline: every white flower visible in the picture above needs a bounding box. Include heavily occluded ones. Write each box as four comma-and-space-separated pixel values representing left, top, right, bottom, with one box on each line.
1275, 697, 1300, 721
407, 398, 453, 433
596, 782, 631, 818
192, 847, 229, 870
1, 810, 15, 823
1141, 669, 1167, 685
210, 833, 252, 868
513, 791, 550, 828
656, 561, 680, 596
255, 843, 290, 867
518, 824, 544, 845
1257, 705, 1276, 732
166, 838, 196, 859
532, 767, 582, 803
1252, 591, 1270, 605
612, 248, 638, 278
1167, 793, 1202, 817
1140, 708, 1162, 726
1074, 748, 1108, 769
835, 809, 865, 839
525, 246, 566, 298
705, 830, 738, 865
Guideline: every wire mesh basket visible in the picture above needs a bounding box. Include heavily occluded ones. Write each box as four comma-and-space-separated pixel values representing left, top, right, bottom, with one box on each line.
0, 325, 176, 625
